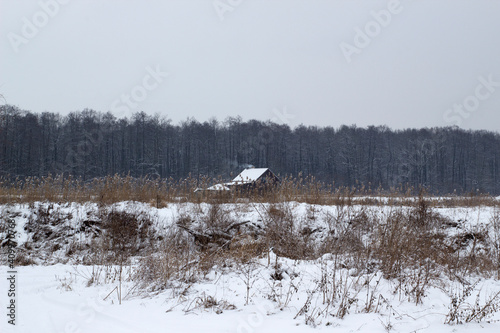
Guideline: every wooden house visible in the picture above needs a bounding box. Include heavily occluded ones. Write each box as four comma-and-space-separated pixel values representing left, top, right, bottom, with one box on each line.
198, 167, 280, 193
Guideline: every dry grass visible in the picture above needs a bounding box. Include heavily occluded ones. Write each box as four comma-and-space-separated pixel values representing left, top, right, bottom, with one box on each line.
1, 174, 498, 207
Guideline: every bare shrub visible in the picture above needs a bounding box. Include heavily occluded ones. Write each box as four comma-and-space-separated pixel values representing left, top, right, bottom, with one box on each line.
228, 234, 266, 264
449, 225, 494, 276
202, 200, 233, 232
172, 201, 267, 282
90, 209, 153, 305
25, 203, 72, 229
394, 260, 438, 305
489, 208, 500, 279
445, 281, 500, 325
372, 209, 411, 278
410, 190, 432, 227
184, 293, 236, 314
371, 204, 450, 282
14, 251, 36, 266
319, 205, 377, 275
236, 258, 260, 305
263, 203, 315, 259
101, 209, 153, 261
135, 228, 194, 290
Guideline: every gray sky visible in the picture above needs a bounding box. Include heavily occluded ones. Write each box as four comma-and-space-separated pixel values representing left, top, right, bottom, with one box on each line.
1, 0, 500, 130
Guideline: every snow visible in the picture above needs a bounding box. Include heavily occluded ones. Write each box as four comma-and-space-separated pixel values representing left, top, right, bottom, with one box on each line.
206, 184, 231, 191
1, 200, 500, 332
232, 168, 269, 184
2, 260, 500, 333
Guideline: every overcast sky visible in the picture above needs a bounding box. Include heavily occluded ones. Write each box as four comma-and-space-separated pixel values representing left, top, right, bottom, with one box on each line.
1, 0, 500, 130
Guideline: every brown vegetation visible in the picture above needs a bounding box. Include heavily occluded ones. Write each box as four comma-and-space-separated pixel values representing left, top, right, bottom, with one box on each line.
1, 174, 498, 207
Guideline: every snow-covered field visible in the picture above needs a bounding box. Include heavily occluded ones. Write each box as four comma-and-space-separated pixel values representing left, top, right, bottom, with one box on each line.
2, 201, 500, 332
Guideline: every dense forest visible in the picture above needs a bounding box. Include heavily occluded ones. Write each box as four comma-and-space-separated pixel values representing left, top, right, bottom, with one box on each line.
1, 104, 499, 194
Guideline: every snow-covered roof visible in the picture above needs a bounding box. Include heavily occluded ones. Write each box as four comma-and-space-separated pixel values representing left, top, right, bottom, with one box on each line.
231, 168, 269, 184
194, 168, 274, 192
206, 184, 231, 191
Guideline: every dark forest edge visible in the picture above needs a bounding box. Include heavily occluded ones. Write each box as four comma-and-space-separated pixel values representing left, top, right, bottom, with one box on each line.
1, 104, 500, 194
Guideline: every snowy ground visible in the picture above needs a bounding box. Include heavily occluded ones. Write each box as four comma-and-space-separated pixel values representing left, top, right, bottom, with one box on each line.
2, 261, 500, 333
1, 201, 500, 332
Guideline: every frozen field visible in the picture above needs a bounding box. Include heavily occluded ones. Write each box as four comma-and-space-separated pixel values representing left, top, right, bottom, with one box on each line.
2, 200, 500, 332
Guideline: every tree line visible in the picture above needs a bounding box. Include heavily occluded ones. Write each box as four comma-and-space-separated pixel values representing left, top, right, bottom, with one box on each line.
1, 104, 499, 194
